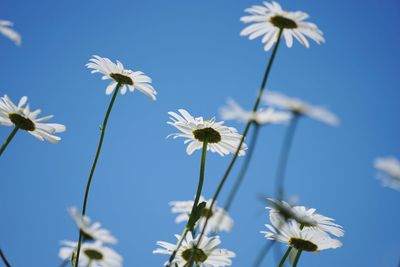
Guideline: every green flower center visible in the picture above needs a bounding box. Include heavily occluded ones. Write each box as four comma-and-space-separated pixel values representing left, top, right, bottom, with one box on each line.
110, 73, 133, 85
193, 127, 221, 143
84, 249, 104, 260
200, 207, 213, 218
8, 113, 35, 131
289, 238, 318, 252
182, 247, 208, 264
270, 15, 297, 29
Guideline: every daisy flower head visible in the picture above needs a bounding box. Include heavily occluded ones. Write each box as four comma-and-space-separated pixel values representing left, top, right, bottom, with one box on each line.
267, 198, 344, 237
170, 196, 234, 234
263, 91, 339, 126
374, 157, 400, 191
153, 232, 235, 267
0, 20, 21, 45
86, 55, 157, 100
220, 98, 291, 125
68, 207, 117, 244
0, 95, 65, 143
240, 1, 325, 51
59, 241, 122, 267
262, 220, 342, 252
167, 109, 247, 156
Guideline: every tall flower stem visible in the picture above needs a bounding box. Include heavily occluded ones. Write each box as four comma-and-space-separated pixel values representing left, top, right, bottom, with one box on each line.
292, 249, 303, 267
0, 248, 11, 267
0, 126, 18, 157
276, 113, 299, 200
197, 28, 284, 245
278, 247, 292, 267
74, 83, 121, 267
251, 241, 275, 267
166, 139, 209, 267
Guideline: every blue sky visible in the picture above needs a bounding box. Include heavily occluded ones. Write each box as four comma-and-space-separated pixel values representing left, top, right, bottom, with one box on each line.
1, 0, 399, 266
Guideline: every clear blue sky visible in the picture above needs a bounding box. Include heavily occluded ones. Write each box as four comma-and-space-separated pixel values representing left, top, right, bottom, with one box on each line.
1, 0, 399, 266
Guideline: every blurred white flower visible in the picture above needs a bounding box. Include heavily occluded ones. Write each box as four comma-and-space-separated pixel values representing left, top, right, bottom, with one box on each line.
0, 20, 21, 45
170, 196, 233, 234
153, 232, 235, 267
374, 157, 400, 191
0, 95, 65, 143
167, 109, 247, 156
263, 91, 339, 126
220, 98, 291, 125
240, 1, 324, 51
68, 207, 117, 244
59, 241, 122, 267
86, 55, 157, 100
268, 198, 344, 237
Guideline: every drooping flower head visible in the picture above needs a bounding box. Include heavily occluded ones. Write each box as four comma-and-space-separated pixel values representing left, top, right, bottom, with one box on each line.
240, 1, 324, 51
167, 109, 247, 156
153, 232, 235, 267
220, 98, 291, 125
263, 91, 339, 126
170, 196, 234, 234
0, 95, 65, 143
0, 20, 21, 45
59, 241, 122, 267
86, 55, 157, 100
374, 157, 400, 191
68, 207, 117, 244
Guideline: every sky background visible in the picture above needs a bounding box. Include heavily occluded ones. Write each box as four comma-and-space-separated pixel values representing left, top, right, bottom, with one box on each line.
1, 0, 399, 266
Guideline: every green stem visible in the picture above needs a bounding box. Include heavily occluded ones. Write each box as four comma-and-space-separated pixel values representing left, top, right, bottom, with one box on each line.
0, 126, 18, 157
251, 241, 275, 267
278, 247, 292, 267
74, 83, 121, 267
0, 248, 11, 267
166, 139, 209, 266
197, 28, 284, 245
292, 250, 302, 267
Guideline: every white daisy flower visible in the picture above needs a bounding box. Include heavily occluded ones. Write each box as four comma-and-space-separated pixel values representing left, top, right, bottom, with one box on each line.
220, 98, 291, 125
153, 232, 235, 267
68, 207, 117, 244
240, 1, 324, 51
167, 109, 247, 156
0, 20, 21, 45
59, 241, 122, 267
170, 196, 234, 234
261, 220, 342, 252
0, 95, 65, 143
374, 157, 400, 191
268, 198, 344, 237
263, 91, 339, 126
86, 55, 157, 100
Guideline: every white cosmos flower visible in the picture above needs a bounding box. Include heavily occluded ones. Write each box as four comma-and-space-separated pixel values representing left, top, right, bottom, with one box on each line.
0, 95, 65, 143
240, 1, 324, 51
261, 219, 342, 252
169, 196, 234, 234
86, 55, 157, 100
374, 157, 400, 191
167, 109, 247, 156
68, 207, 117, 244
263, 91, 339, 126
153, 232, 235, 267
267, 198, 344, 237
59, 241, 122, 267
0, 20, 21, 45
220, 98, 291, 125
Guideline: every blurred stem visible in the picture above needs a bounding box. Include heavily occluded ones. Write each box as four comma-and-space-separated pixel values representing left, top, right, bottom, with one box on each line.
196, 28, 284, 245
278, 247, 292, 267
74, 83, 121, 267
0, 126, 18, 157
292, 250, 303, 267
0, 248, 11, 267
166, 139, 208, 266
251, 241, 275, 267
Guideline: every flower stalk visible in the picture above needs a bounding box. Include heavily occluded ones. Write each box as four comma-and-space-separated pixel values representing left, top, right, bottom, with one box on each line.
0, 248, 11, 267
292, 249, 303, 267
0, 126, 18, 157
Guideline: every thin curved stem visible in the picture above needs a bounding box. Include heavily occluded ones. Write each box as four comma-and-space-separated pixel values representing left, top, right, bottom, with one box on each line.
251, 241, 275, 267
74, 83, 121, 267
276, 114, 299, 200
0, 126, 18, 157
166, 139, 209, 266
292, 250, 302, 267
197, 28, 284, 245
278, 247, 292, 267
0, 249, 11, 267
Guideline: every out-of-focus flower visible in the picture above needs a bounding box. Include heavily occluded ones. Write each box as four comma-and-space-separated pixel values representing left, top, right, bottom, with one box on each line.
0, 20, 21, 45
374, 157, 400, 191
